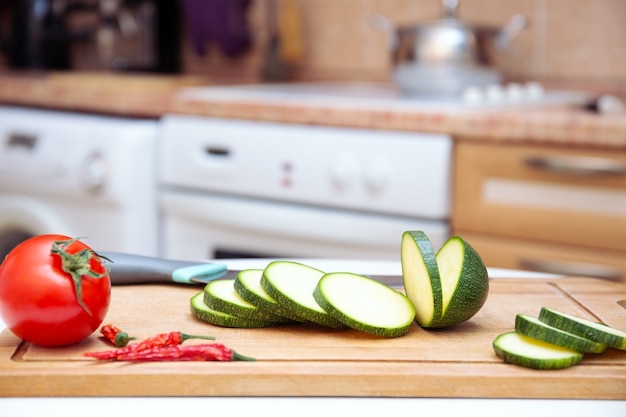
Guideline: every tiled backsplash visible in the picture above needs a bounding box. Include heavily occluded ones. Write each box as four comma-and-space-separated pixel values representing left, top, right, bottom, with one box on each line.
0, 0, 622, 93
183, 0, 626, 92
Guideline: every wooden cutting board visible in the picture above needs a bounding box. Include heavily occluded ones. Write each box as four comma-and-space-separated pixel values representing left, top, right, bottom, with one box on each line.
1, 277, 625, 399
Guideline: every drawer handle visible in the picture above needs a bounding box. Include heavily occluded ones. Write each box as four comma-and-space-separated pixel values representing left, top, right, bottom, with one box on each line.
524, 156, 626, 177
519, 258, 622, 281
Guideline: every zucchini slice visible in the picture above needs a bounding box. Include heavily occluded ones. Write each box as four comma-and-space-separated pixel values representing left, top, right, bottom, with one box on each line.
233, 269, 300, 323
261, 261, 347, 329
203, 278, 290, 323
435, 236, 489, 327
401, 231, 443, 328
493, 331, 583, 370
515, 314, 607, 353
538, 307, 626, 351
190, 292, 279, 328
313, 272, 416, 337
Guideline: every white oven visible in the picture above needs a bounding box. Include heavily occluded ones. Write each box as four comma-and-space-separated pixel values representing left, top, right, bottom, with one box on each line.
158, 115, 452, 261
0, 106, 159, 259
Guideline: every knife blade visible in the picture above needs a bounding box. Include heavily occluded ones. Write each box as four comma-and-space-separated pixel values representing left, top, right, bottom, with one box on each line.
101, 252, 405, 287
100, 252, 229, 285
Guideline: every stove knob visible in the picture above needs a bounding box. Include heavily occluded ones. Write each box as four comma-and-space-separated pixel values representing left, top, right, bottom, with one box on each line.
364, 158, 391, 193
81, 152, 108, 194
485, 84, 505, 103
525, 82, 545, 100
329, 154, 359, 191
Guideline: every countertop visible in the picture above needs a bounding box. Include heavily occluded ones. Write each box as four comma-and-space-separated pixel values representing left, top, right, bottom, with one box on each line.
0, 71, 208, 119
0, 71, 625, 150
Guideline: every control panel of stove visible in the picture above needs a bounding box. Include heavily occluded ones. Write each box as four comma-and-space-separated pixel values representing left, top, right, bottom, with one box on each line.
159, 115, 453, 220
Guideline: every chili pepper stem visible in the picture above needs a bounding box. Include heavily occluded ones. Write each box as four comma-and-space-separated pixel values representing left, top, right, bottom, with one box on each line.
231, 350, 256, 361
180, 333, 216, 343
114, 332, 135, 347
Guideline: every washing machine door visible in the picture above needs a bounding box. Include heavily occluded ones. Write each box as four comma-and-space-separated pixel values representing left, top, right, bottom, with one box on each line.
0, 194, 70, 260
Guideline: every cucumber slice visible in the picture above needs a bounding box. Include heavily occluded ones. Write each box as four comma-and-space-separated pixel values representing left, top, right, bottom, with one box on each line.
261, 261, 347, 329
401, 231, 443, 328
203, 278, 290, 323
233, 269, 300, 323
190, 292, 279, 328
435, 236, 489, 327
538, 307, 626, 351
313, 272, 416, 337
515, 314, 607, 353
493, 331, 583, 370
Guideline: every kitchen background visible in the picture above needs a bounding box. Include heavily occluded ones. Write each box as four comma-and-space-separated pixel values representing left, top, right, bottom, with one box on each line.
0, 0, 624, 93
0, 0, 625, 280
176, 0, 626, 93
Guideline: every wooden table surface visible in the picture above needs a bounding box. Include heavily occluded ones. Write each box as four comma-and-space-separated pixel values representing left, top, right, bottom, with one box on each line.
1, 277, 625, 399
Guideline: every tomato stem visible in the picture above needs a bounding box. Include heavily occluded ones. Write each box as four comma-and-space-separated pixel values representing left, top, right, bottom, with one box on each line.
51, 238, 109, 316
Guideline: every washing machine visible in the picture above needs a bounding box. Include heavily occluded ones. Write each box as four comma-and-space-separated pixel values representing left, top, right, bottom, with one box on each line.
0, 105, 159, 260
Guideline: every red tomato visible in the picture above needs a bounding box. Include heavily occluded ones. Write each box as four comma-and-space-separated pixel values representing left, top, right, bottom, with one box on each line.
0, 234, 111, 347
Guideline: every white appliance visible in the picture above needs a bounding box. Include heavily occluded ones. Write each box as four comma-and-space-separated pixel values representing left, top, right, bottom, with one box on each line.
0, 106, 159, 259
159, 81, 595, 262
159, 115, 452, 261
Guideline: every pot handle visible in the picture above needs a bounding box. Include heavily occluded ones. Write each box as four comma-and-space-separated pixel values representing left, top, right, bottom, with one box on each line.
495, 14, 527, 50
370, 14, 398, 49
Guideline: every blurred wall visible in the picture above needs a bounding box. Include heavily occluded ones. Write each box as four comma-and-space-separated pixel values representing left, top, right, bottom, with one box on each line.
181, 0, 626, 91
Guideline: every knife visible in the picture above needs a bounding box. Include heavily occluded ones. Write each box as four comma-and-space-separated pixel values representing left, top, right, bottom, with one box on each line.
100, 252, 405, 287
100, 252, 230, 285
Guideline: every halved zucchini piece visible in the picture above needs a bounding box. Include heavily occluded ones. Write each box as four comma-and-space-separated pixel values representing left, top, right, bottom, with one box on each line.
401, 231, 443, 328
313, 272, 415, 337
515, 314, 607, 353
435, 236, 489, 327
401, 231, 489, 329
493, 331, 583, 370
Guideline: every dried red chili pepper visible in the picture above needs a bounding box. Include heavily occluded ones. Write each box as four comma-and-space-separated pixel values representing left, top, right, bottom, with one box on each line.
84, 331, 216, 360
134, 330, 215, 349
100, 324, 134, 347
113, 343, 254, 362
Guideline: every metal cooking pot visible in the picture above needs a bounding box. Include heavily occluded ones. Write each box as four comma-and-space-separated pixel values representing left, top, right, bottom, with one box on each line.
372, 0, 527, 95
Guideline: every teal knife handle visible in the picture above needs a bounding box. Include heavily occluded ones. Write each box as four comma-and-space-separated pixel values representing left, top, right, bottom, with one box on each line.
99, 252, 224, 285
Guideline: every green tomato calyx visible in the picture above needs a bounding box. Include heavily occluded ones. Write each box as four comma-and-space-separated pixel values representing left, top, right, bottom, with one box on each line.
51, 238, 109, 316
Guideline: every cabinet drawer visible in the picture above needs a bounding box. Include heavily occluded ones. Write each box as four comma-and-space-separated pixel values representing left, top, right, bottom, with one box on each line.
457, 231, 626, 282
453, 141, 626, 252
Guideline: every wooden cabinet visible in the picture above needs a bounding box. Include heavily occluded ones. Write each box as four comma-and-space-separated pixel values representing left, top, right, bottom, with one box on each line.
452, 140, 626, 282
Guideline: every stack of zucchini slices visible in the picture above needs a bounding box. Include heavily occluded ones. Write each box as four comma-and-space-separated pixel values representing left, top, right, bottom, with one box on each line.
493, 307, 626, 369
191, 260, 416, 338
